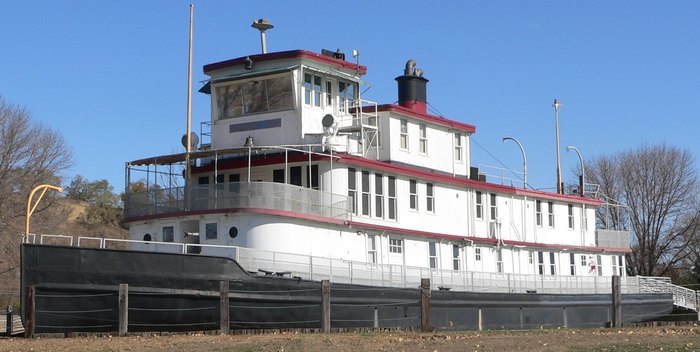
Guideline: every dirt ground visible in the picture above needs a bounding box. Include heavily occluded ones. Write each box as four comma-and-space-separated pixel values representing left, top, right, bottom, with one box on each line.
2, 326, 700, 352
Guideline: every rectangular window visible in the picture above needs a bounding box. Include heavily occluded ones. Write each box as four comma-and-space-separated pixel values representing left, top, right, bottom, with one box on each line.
228, 173, 240, 193
489, 193, 497, 220
612, 255, 619, 276
337, 80, 357, 113
400, 119, 408, 150
306, 164, 319, 190
325, 81, 333, 106
618, 256, 624, 276
290, 166, 302, 186
216, 75, 294, 119
549, 252, 556, 275
452, 245, 460, 271
581, 255, 588, 267
348, 168, 357, 214
429, 242, 438, 269
375, 173, 384, 218
538, 251, 545, 275
496, 249, 503, 273
198, 176, 209, 185
389, 238, 403, 254
582, 209, 588, 231
419, 124, 427, 154
568, 204, 574, 229
205, 223, 217, 240
476, 191, 483, 219
367, 234, 377, 264
528, 251, 534, 265
273, 169, 285, 183
569, 253, 576, 276
454, 133, 462, 162
475, 247, 482, 261
361, 171, 370, 216
216, 174, 224, 184
548, 201, 554, 227
303, 73, 322, 107
409, 179, 418, 210
163, 226, 174, 242
388, 176, 397, 220
596, 255, 603, 276
536, 200, 542, 226
426, 183, 434, 213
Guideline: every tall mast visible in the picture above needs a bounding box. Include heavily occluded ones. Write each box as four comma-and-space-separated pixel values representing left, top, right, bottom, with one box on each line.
553, 98, 562, 194
185, 4, 194, 180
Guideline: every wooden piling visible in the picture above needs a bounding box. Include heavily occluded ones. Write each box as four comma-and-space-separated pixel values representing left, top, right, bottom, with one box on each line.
24, 286, 35, 338
220, 281, 230, 334
612, 275, 622, 327
420, 278, 431, 332
321, 280, 331, 333
118, 283, 129, 336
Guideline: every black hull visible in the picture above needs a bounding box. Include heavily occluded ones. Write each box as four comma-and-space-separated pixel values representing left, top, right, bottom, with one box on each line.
21, 244, 673, 333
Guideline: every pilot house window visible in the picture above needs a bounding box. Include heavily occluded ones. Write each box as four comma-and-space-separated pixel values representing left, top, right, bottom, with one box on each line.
216, 75, 293, 119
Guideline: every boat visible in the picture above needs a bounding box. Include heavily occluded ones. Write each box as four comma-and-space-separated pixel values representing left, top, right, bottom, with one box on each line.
21, 19, 689, 333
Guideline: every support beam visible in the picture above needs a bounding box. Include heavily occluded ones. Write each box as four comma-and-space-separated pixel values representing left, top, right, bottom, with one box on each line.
24, 286, 35, 338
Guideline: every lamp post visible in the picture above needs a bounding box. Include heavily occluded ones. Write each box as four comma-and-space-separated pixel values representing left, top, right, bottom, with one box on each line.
553, 99, 563, 194
502, 137, 527, 188
566, 145, 585, 197
25, 184, 63, 239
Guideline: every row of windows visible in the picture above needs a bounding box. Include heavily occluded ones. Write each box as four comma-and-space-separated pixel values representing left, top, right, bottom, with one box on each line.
372, 237, 623, 276
303, 73, 357, 112
399, 119, 464, 162
477, 193, 588, 231
349, 169, 435, 219
197, 165, 320, 190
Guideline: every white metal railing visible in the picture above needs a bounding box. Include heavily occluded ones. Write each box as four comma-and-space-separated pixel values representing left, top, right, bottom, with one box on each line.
23, 235, 695, 305
636, 276, 697, 310
123, 182, 352, 220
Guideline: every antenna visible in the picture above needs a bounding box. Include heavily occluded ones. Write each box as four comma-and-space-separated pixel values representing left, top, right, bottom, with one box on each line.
251, 19, 274, 54
185, 4, 194, 182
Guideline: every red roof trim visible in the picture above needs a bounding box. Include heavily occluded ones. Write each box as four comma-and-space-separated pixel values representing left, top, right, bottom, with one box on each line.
123, 207, 628, 254
375, 104, 476, 133
204, 50, 367, 75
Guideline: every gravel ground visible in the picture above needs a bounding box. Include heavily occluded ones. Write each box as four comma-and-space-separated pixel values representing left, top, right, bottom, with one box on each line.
2, 326, 700, 352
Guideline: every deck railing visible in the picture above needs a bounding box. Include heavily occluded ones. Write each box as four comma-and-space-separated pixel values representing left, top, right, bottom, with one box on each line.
123, 182, 352, 221
25, 234, 693, 306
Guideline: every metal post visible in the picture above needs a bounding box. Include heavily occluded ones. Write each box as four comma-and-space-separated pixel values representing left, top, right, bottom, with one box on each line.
220, 281, 230, 334
6, 306, 12, 336
118, 283, 129, 336
420, 278, 431, 332
502, 137, 527, 188
553, 99, 563, 194
478, 307, 483, 331
321, 280, 331, 333
566, 145, 585, 196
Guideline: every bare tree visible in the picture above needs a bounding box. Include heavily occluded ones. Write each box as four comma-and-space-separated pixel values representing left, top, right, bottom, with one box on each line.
588, 144, 700, 276
0, 96, 73, 304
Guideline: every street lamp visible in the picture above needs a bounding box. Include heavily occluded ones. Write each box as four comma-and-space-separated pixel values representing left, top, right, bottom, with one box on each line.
553, 99, 563, 194
566, 145, 585, 197
25, 184, 63, 240
502, 137, 527, 188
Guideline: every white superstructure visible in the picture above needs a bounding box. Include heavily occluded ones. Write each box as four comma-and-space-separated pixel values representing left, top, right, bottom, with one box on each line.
123, 47, 631, 290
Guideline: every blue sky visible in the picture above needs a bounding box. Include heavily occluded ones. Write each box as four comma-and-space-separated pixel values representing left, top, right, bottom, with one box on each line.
2, 1, 699, 193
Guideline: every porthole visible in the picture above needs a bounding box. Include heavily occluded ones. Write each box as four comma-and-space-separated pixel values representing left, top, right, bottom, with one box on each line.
143, 233, 152, 241
229, 226, 238, 239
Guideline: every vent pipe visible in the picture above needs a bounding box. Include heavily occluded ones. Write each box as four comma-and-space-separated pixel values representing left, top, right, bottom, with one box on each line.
395, 59, 428, 114
251, 19, 274, 54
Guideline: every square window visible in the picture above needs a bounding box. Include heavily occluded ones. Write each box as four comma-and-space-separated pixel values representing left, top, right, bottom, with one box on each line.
205, 223, 217, 240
